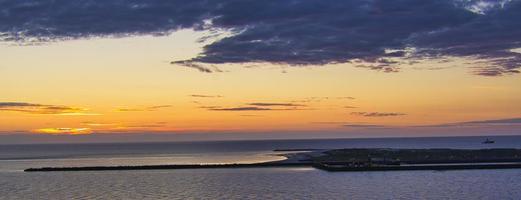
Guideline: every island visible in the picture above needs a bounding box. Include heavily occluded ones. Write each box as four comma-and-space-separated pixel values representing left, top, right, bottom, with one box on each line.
25, 148, 521, 172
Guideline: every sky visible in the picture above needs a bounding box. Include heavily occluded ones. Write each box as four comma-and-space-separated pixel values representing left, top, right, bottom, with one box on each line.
1, 0, 521, 143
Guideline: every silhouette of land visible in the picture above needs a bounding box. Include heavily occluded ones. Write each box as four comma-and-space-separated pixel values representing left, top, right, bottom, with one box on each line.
25, 148, 521, 172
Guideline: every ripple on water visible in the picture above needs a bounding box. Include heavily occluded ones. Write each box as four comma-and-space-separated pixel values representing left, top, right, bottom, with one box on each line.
1, 168, 521, 199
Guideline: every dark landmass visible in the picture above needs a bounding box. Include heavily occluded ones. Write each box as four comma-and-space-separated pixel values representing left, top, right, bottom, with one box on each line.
273, 148, 324, 152
312, 148, 521, 172
25, 148, 521, 172
313, 163, 521, 172
315, 148, 521, 164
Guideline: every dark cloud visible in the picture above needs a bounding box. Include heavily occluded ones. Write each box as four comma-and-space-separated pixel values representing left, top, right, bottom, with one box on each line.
351, 112, 406, 117
412, 1, 521, 76
0, 102, 84, 114
0, 0, 216, 42
1, 0, 520, 76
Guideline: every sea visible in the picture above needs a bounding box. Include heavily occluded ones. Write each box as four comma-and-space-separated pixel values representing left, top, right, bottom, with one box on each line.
1, 135, 521, 199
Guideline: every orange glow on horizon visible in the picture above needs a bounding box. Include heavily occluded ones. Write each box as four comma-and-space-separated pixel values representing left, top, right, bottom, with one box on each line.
32, 128, 93, 135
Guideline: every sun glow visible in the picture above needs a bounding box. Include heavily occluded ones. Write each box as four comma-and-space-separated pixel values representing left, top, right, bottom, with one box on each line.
33, 128, 92, 135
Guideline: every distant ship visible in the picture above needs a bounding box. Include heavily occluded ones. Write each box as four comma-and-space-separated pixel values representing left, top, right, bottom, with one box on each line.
482, 138, 495, 144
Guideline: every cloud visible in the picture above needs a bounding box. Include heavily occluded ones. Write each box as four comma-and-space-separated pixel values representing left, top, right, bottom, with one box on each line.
121, 123, 167, 128
351, 112, 406, 117
173, 61, 223, 73
207, 106, 272, 111
311, 121, 390, 128
248, 103, 306, 107
425, 117, 521, 127
337, 97, 356, 100
79, 121, 168, 132
147, 105, 172, 109
0, 102, 89, 115
411, 0, 521, 76
205, 101, 308, 111
81, 122, 117, 127
343, 124, 389, 128
190, 94, 223, 98
32, 128, 92, 135
292, 96, 353, 103
1, 0, 520, 76
463, 118, 521, 124
117, 105, 171, 112
117, 108, 144, 112
240, 114, 263, 117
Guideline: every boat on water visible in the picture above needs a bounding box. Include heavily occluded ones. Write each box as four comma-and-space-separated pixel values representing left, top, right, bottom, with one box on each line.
482, 138, 495, 144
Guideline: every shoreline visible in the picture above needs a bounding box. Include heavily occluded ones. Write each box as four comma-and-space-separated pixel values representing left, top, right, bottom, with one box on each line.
24, 161, 521, 172
25, 148, 521, 172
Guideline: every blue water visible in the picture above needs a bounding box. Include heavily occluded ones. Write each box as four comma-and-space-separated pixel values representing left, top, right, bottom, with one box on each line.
1, 136, 521, 199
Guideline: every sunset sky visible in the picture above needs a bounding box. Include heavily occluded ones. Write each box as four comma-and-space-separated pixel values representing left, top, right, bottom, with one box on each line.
1, 0, 520, 142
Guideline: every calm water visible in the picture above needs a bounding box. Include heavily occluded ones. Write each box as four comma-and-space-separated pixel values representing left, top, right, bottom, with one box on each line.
1, 136, 521, 199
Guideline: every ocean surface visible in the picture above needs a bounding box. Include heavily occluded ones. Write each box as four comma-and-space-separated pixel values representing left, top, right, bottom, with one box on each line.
1, 135, 521, 199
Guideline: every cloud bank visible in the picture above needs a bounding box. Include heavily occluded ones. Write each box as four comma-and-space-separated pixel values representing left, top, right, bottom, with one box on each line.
1, 0, 520, 76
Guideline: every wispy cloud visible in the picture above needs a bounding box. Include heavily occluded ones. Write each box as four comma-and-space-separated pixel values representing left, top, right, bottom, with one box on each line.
190, 94, 223, 98
147, 105, 172, 109
116, 105, 171, 112
0, 102, 93, 115
343, 124, 389, 128
80, 121, 168, 131
81, 122, 118, 127
205, 102, 308, 111
351, 112, 406, 117
463, 118, 521, 124
292, 96, 356, 103
354, 58, 401, 73
337, 97, 356, 100
248, 103, 306, 107
422, 117, 521, 127
172, 61, 223, 73
207, 106, 272, 111
119, 123, 167, 128
240, 114, 263, 117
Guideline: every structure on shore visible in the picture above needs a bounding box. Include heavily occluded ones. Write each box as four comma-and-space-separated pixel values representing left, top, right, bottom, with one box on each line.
25, 148, 521, 172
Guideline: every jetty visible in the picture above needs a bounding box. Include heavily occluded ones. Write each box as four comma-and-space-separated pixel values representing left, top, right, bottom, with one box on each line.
24, 148, 521, 172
